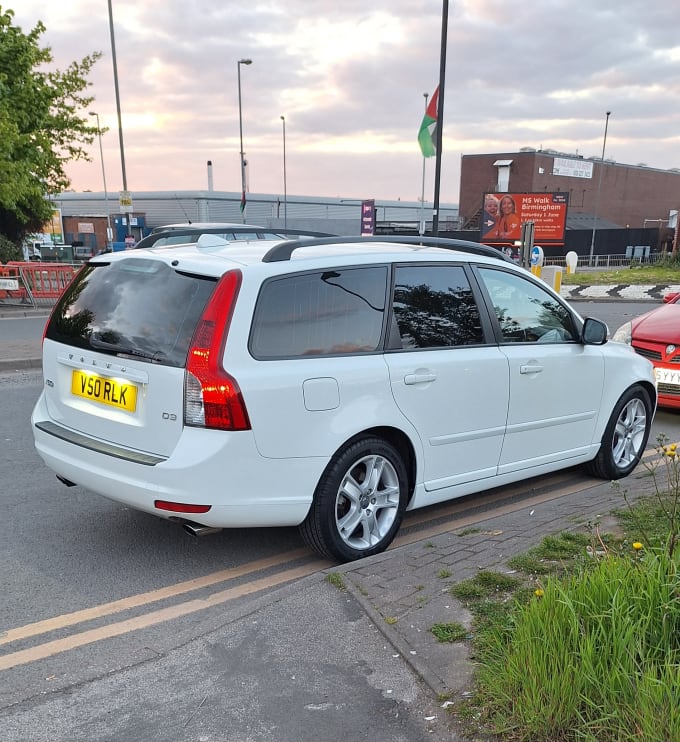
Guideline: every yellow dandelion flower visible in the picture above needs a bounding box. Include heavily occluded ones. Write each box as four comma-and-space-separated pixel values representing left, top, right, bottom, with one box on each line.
534, 588, 544, 598
670, 444, 677, 452
632, 542, 643, 551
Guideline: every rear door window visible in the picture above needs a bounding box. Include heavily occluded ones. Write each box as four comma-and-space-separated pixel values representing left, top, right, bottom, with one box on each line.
45, 259, 216, 367
250, 266, 388, 358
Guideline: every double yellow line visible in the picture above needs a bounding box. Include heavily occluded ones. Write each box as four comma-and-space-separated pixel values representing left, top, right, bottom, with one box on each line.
0, 549, 330, 671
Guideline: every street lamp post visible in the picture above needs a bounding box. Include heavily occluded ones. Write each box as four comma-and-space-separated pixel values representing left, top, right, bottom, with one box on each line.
280, 115, 287, 229
89, 112, 111, 251
237, 58, 252, 224
107, 0, 131, 244
588, 111, 611, 266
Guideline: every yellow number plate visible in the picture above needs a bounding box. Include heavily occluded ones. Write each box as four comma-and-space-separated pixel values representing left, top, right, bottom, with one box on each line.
71, 370, 138, 413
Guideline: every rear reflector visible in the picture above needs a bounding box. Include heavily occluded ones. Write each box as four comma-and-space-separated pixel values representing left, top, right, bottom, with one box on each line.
155, 500, 212, 514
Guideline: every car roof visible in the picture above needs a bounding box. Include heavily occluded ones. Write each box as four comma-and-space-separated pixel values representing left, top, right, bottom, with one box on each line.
150, 222, 265, 233
99, 236, 514, 277
137, 224, 336, 250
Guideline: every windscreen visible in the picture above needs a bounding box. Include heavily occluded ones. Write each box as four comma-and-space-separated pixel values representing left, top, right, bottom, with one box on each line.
45, 259, 216, 367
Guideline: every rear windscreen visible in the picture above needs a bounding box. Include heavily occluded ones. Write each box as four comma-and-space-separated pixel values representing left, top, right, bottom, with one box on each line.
45, 259, 216, 367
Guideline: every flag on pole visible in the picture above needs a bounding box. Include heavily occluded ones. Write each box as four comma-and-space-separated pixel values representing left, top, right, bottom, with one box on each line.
240, 190, 246, 213
417, 86, 439, 158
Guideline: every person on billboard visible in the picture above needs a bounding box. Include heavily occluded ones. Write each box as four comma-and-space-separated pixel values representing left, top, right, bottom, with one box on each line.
497, 195, 521, 239
482, 194, 500, 237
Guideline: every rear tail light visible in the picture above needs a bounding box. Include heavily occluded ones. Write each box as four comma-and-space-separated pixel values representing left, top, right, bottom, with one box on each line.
184, 270, 251, 431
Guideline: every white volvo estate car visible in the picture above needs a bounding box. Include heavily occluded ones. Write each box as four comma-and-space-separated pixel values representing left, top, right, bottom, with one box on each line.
32, 236, 657, 562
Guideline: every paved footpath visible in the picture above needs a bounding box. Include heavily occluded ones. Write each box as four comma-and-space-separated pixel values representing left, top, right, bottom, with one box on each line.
337, 471, 654, 698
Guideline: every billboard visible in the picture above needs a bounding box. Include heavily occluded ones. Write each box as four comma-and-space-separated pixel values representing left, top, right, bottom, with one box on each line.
553, 157, 593, 179
43, 208, 63, 244
480, 192, 568, 245
361, 199, 376, 236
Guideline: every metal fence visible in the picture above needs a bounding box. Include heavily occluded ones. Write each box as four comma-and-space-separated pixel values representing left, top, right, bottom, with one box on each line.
543, 253, 667, 270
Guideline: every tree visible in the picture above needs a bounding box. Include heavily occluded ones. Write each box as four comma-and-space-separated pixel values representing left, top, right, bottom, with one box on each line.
0, 6, 101, 244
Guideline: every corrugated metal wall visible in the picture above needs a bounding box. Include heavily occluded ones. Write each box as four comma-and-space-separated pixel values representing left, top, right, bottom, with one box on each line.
53, 191, 459, 230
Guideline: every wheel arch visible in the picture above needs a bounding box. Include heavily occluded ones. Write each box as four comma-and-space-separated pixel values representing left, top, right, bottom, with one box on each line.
639, 380, 657, 412
334, 426, 417, 505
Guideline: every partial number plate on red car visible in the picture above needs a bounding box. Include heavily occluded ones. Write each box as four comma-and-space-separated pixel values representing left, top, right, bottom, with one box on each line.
71, 370, 138, 413
655, 368, 680, 387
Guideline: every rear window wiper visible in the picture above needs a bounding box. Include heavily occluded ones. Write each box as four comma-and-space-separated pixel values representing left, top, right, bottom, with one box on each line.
90, 336, 167, 363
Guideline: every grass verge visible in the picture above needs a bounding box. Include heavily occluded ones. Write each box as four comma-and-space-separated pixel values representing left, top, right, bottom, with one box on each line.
446, 439, 680, 741
562, 263, 680, 286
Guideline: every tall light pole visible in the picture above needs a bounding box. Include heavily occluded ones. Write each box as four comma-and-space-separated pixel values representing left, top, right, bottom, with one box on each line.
108, 0, 131, 244
237, 58, 252, 223
419, 92, 428, 235
588, 110, 611, 266
89, 112, 111, 250
280, 115, 287, 228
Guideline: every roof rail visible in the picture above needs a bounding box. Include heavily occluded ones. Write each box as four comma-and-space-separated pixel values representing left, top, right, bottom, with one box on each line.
261, 235, 514, 263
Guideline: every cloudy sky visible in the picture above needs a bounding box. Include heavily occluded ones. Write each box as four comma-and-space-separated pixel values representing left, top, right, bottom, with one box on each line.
9, 1, 680, 204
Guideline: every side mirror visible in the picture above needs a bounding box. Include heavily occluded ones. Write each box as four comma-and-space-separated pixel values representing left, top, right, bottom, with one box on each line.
582, 317, 608, 345
663, 292, 679, 304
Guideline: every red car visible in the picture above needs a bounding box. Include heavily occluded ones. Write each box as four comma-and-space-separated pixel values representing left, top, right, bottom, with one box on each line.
613, 292, 680, 409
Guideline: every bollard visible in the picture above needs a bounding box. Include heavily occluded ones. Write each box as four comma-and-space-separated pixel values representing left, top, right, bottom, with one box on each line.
540, 265, 562, 293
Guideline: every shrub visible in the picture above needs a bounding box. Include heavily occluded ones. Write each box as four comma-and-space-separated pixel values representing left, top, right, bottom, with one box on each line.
0, 235, 22, 264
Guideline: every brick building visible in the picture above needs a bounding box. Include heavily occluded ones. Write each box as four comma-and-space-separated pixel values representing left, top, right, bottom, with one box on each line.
459, 149, 680, 256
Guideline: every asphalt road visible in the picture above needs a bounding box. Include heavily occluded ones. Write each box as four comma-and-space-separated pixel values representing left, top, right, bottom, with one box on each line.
0, 314, 47, 341
568, 298, 656, 333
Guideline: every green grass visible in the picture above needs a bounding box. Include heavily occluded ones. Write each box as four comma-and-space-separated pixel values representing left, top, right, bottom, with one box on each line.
430, 622, 469, 643
562, 263, 680, 286
445, 445, 680, 741
506, 531, 591, 576
474, 552, 680, 741
325, 572, 346, 591
449, 570, 521, 603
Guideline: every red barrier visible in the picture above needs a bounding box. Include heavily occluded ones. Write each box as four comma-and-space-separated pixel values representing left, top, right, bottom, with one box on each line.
6, 262, 79, 300
0, 264, 25, 300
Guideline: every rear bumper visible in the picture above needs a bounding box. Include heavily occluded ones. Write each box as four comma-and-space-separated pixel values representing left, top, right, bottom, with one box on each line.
31, 394, 321, 528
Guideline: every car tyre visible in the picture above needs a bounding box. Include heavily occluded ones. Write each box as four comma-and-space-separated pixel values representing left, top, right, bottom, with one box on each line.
585, 384, 652, 480
300, 437, 409, 562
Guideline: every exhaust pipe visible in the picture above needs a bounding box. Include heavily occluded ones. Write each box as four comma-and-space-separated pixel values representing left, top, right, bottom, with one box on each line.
182, 521, 223, 538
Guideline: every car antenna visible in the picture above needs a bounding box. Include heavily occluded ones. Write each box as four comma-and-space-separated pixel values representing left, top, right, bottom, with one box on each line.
174, 194, 192, 224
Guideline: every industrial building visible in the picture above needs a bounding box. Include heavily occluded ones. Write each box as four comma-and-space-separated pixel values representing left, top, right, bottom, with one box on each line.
52, 191, 460, 253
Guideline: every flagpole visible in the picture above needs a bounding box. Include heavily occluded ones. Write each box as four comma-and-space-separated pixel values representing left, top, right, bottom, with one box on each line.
432, 0, 449, 237
419, 92, 429, 235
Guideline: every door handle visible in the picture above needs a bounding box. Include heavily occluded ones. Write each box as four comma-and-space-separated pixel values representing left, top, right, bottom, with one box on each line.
520, 364, 543, 374
404, 372, 437, 385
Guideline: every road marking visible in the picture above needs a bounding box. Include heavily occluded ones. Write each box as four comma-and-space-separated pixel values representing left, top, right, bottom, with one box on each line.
0, 548, 311, 646
0, 562, 329, 671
